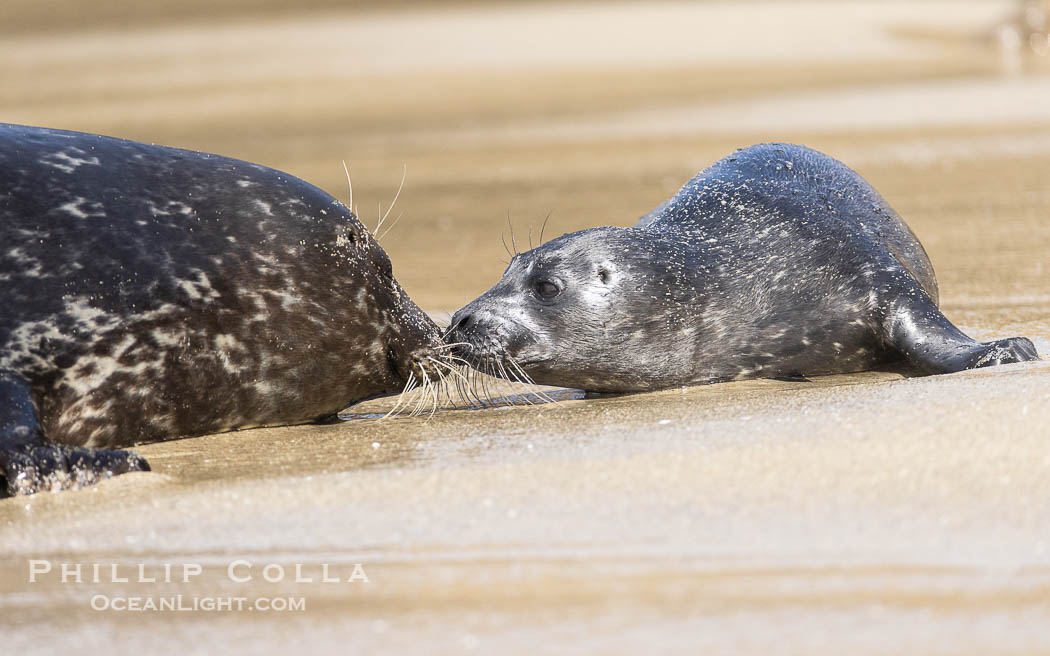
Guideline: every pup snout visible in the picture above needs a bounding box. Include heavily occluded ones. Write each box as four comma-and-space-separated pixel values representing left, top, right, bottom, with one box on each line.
449, 309, 474, 333
447, 305, 495, 358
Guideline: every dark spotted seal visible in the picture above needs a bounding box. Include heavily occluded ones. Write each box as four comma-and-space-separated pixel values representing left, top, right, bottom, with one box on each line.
1, 123, 444, 496
448, 143, 1039, 392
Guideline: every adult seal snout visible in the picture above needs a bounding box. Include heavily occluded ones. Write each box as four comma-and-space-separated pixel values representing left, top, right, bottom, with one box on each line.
448, 143, 1039, 392
0, 123, 444, 496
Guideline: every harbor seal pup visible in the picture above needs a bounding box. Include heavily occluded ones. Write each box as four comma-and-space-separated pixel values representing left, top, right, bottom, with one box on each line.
1, 123, 445, 496
447, 143, 1039, 392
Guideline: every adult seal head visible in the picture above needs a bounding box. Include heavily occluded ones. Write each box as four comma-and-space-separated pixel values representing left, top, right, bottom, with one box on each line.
1, 123, 445, 496
448, 143, 1039, 392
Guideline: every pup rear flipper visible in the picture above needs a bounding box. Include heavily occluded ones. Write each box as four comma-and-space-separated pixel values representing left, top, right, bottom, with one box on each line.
885, 292, 1040, 374
0, 371, 150, 497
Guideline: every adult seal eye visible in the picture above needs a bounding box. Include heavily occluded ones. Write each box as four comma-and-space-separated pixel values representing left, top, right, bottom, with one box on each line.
535, 280, 560, 300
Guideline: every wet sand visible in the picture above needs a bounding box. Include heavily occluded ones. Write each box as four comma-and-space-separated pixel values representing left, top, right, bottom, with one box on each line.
2, 1, 1050, 653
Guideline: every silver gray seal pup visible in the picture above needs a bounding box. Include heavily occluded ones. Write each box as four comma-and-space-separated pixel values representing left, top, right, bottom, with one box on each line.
1, 123, 445, 496
448, 143, 1039, 392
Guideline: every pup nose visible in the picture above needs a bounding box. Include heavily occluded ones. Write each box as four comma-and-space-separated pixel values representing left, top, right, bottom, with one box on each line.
447, 310, 476, 358
450, 311, 473, 332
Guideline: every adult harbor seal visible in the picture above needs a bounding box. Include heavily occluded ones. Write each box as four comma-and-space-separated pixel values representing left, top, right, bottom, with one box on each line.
448, 143, 1039, 392
1, 123, 445, 496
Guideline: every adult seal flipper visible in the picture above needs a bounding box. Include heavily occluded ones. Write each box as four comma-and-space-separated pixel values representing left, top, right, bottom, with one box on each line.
448, 143, 1039, 393
1, 371, 149, 495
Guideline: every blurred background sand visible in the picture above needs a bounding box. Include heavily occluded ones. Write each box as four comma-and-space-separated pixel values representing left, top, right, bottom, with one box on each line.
2, 1, 1050, 654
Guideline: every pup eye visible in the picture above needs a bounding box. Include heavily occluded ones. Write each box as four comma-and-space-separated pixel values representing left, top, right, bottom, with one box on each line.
534, 280, 560, 299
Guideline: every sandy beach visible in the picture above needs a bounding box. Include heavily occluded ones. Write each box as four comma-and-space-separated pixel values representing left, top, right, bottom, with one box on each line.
2, 1, 1050, 653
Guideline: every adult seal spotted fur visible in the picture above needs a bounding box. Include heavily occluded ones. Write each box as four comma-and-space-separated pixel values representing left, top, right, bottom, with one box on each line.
1, 123, 444, 496
448, 143, 1039, 392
